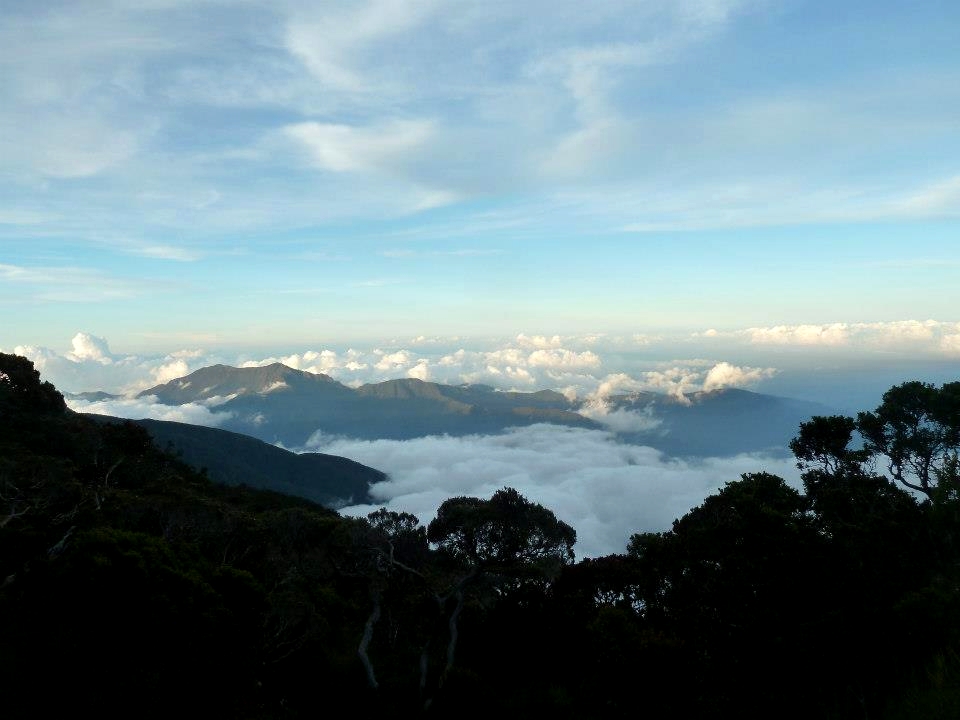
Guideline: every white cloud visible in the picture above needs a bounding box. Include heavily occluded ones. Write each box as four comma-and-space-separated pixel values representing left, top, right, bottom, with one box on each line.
14, 335, 204, 394
942, 333, 960, 354
66, 332, 115, 364
284, 0, 439, 94
0, 264, 140, 302
516, 333, 564, 349
527, 348, 602, 370
407, 360, 431, 381
638, 366, 702, 402
580, 405, 662, 434
744, 323, 851, 346
855, 319, 940, 345
0, 0, 954, 258
135, 244, 202, 262
375, 349, 413, 371
243, 349, 343, 376
285, 119, 434, 174
320, 424, 800, 558
702, 362, 777, 391
732, 320, 960, 350
894, 175, 960, 217
66, 395, 232, 427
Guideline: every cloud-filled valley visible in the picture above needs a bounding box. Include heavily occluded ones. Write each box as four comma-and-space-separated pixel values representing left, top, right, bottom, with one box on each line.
311, 425, 802, 558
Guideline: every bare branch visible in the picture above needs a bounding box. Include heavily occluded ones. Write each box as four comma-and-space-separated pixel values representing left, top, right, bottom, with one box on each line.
0, 505, 29, 528
358, 594, 382, 690
48, 525, 75, 558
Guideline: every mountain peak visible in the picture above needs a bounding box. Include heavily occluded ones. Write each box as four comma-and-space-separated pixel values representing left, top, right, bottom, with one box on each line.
356, 377, 451, 401
138, 362, 345, 404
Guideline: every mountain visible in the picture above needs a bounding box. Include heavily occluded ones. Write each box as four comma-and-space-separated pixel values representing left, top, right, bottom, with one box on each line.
73, 390, 120, 402
604, 388, 834, 457
129, 418, 381, 507
134, 362, 836, 457
139, 362, 351, 405
138, 364, 599, 446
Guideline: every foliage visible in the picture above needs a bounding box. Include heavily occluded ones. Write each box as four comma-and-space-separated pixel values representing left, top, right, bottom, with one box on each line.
427, 486, 576, 571
857, 381, 960, 499
0, 352, 66, 415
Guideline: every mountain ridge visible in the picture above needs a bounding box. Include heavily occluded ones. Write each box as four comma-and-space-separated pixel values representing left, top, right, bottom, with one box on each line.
84, 414, 383, 508
124, 363, 834, 457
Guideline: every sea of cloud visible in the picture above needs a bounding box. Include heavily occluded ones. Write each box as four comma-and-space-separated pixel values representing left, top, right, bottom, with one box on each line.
307, 424, 802, 559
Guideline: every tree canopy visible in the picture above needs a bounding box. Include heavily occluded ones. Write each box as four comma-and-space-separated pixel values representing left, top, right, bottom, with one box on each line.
427, 487, 576, 571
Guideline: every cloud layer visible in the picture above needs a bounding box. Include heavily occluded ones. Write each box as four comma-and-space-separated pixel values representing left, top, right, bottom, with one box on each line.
319, 424, 801, 558
68, 395, 233, 428
702, 320, 960, 351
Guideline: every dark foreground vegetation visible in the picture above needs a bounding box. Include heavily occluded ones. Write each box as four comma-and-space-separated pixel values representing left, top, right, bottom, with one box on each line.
2, 352, 959, 718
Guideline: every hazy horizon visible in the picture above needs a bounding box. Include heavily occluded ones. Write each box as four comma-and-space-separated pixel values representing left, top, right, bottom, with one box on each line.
9, 326, 960, 413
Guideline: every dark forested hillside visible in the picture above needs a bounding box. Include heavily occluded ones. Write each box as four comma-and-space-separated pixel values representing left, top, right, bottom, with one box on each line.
3, 353, 960, 718
90, 416, 383, 507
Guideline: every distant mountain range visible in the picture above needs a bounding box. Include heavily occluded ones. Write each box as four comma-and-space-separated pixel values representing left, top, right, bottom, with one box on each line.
602, 389, 834, 457
104, 362, 835, 458
126, 362, 593, 441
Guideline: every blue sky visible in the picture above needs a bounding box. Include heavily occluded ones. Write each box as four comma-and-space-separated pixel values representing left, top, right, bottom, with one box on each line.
2, 0, 959, 399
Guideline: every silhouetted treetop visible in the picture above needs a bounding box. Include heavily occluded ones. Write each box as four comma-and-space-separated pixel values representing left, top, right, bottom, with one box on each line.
427, 487, 576, 570
0, 353, 65, 415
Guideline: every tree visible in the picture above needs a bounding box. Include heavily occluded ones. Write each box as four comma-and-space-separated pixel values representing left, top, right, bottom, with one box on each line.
0, 353, 65, 415
624, 473, 825, 717
789, 414, 868, 474
412, 488, 576, 709
367, 508, 429, 568
856, 381, 960, 500
427, 487, 576, 572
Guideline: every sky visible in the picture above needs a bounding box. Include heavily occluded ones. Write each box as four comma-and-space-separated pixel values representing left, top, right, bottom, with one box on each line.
1, 0, 958, 354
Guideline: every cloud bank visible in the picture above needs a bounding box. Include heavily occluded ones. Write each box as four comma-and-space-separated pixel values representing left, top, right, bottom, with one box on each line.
316, 424, 801, 558
66, 395, 233, 428
703, 320, 960, 349
12, 333, 209, 394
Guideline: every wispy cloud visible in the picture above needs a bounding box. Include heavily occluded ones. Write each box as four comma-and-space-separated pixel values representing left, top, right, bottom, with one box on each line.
284, 0, 440, 96
0, 263, 141, 302
353, 278, 407, 287
380, 248, 504, 258
285, 119, 435, 174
